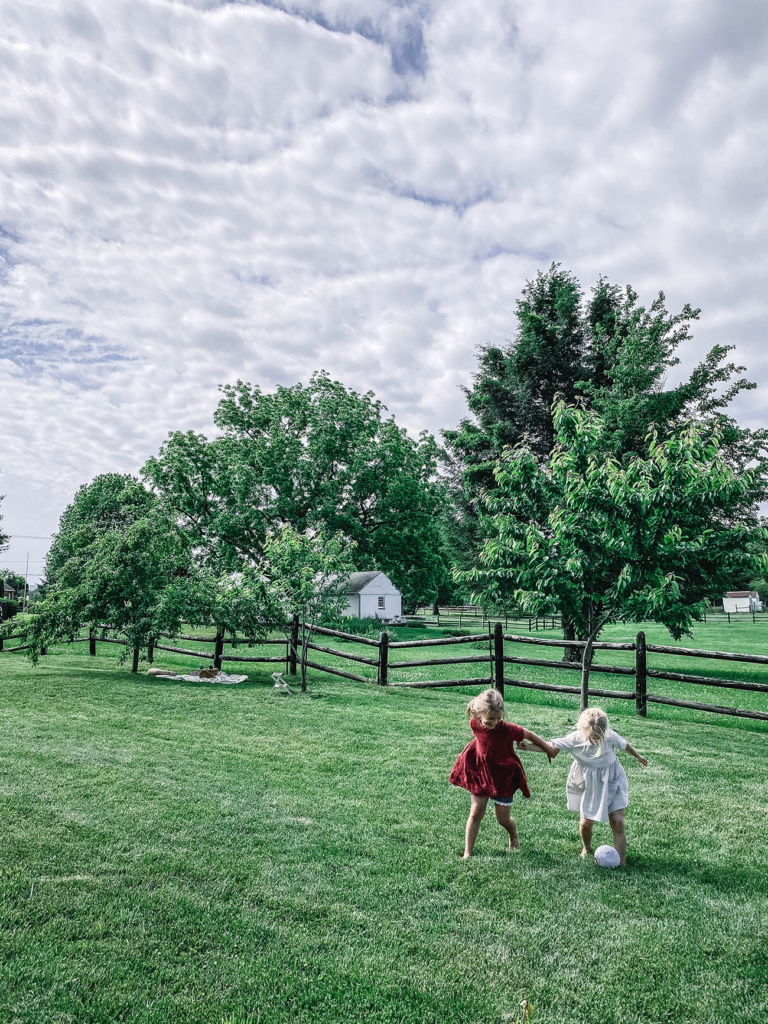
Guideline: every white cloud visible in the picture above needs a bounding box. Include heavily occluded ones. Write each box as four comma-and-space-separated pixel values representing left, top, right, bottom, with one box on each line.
1, 0, 768, 578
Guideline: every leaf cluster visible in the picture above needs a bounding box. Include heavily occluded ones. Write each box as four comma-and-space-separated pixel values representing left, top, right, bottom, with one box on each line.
459, 403, 767, 642
143, 371, 447, 610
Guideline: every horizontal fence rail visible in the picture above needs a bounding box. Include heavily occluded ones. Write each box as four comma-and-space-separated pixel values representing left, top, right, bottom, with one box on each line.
504, 677, 636, 701
646, 644, 768, 665
387, 677, 493, 689
646, 668, 768, 692
503, 634, 636, 651
305, 641, 379, 666
313, 625, 381, 648
388, 635, 486, 649
389, 654, 491, 668
2, 616, 767, 723
503, 655, 635, 676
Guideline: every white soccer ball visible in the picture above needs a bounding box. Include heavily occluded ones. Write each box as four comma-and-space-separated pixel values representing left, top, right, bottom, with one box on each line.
594, 844, 621, 868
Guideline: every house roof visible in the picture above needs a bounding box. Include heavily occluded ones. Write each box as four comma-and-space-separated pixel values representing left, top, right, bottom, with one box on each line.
725, 591, 755, 598
345, 571, 386, 594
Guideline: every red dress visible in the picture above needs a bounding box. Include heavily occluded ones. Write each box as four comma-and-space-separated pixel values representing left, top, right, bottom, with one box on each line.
449, 719, 531, 800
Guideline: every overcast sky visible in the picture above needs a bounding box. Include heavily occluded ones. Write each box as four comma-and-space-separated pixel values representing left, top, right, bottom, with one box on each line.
2, 0, 768, 582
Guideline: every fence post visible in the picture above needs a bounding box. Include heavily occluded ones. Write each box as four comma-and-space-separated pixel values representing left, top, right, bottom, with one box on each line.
289, 614, 299, 676
494, 622, 504, 698
378, 631, 389, 686
131, 645, 140, 673
300, 619, 307, 693
148, 637, 154, 664
635, 631, 647, 717
213, 631, 224, 670
727, 612, 730, 624
89, 627, 96, 657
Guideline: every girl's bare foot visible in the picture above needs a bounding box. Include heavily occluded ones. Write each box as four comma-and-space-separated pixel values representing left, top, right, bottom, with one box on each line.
508, 831, 520, 850
580, 847, 592, 859
462, 851, 471, 859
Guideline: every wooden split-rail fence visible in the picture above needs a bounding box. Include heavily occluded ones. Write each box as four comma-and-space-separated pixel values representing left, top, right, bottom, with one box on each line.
1, 618, 767, 723
410, 608, 768, 630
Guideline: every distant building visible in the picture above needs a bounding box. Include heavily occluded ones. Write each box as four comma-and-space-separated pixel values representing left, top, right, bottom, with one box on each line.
723, 591, 763, 613
343, 571, 403, 621
2, 581, 16, 600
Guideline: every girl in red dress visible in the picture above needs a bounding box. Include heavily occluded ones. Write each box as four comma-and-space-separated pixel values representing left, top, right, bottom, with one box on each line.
449, 689, 556, 858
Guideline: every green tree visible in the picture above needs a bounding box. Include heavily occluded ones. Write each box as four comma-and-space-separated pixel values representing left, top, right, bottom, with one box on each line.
144, 372, 447, 611
17, 503, 193, 665
442, 265, 586, 497
458, 403, 766, 709
20, 473, 277, 665
0, 569, 27, 599
444, 266, 767, 639
14, 475, 177, 663
45, 473, 156, 588
262, 525, 357, 692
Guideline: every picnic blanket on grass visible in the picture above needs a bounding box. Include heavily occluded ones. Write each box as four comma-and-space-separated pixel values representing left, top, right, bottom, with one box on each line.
147, 667, 248, 684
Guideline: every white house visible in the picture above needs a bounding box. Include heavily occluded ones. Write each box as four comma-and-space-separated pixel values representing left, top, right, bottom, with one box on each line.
343, 571, 402, 621
723, 591, 764, 613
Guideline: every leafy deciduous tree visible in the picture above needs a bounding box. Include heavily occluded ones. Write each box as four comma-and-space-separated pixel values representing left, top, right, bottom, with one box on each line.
262, 525, 357, 692
458, 403, 767, 709
144, 372, 447, 611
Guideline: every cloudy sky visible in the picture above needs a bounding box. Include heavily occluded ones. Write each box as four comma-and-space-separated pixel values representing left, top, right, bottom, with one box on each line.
2, 0, 767, 581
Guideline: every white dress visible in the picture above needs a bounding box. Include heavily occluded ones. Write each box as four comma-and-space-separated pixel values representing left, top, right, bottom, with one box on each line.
551, 730, 629, 822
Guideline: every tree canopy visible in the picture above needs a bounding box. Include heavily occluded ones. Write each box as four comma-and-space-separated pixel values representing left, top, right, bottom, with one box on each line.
441, 264, 767, 614
443, 264, 765, 503
45, 472, 156, 589
458, 402, 767, 705
18, 475, 193, 661
143, 371, 447, 611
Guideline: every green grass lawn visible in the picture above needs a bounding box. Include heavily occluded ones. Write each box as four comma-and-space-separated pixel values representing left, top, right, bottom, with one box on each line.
1, 627, 767, 1023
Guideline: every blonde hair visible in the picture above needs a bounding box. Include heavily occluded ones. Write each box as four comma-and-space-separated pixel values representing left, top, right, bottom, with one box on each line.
466, 688, 505, 722
577, 707, 609, 755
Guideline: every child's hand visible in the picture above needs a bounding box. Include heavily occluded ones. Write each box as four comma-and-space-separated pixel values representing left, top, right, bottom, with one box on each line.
546, 743, 559, 763
626, 743, 647, 767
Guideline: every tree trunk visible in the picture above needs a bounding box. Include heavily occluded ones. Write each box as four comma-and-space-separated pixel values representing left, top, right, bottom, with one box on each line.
580, 635, 594, 713
300, 618, 307, 693
561, 616, 580, 663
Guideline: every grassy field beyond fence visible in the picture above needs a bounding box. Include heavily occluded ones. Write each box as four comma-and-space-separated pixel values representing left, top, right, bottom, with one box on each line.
1, 621, 767, 1023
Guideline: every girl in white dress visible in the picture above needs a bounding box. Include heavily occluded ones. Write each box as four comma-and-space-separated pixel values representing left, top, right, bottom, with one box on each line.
549, 707, 647, 865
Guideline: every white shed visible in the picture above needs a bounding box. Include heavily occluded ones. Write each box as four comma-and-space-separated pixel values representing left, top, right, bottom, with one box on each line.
723, 591, 763, 613
343, 571, 402, 621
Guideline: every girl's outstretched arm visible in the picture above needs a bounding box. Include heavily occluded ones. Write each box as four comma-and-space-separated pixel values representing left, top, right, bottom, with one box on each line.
518, 729, 558, 762
624, 742, 648, 766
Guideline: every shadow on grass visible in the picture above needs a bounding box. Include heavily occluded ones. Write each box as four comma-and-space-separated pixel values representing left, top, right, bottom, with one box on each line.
466, 843, 768, 898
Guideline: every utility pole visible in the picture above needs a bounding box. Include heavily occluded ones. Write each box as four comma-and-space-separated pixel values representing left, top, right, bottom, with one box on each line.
23, 553, 29, 612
